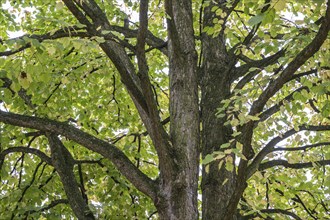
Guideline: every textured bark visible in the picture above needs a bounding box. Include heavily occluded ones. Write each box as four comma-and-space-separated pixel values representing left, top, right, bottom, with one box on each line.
63, 0, 173, 183
47, 133, 95, 220
200, 38, 236, 219
155, 0, 200, 219
200, 2, 239, 219
0, 111, 157, 200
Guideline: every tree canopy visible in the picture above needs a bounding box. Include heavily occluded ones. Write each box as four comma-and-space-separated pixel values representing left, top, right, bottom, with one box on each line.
0, 0, 330, 219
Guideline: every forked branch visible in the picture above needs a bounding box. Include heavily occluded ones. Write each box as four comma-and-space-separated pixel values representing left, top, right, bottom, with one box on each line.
248, 125, 330, 178
249, 1, 330, 115
0, 110, 158, 201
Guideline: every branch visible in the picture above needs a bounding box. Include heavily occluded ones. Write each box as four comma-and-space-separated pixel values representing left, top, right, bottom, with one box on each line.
0, 22, 166, 57
224, 51, 284, 216
62, 0, 92, 26
1, 77, 35, 108
0, 26, 88, 57
232, 49, 285, 82
233, 69, 260, 91
108, 116, 170, 144
259, 159, 330, 171
273, 187, 320, 219
228, 0, 271, 58
243, 208, 302, 220
261, 209, 302, 220
294, 194, 318, 220
0, 147, 52, 169
273, 142, 330, 152
77, 163, 89, 204
218, 0, 241, 38
0, 110, 157, 201
46, 133, 95, 219
25, 199, 69, 215
109, 25, 167, 55
0, 146, 52, 169
249, 1, 330, 116
63, 0, 173, 179
63, 0, 154, 128
290, 69, 318, 81
135, 0, 171, 166
10, 161, 44, 218
136, 0, 159, 118
43, 59, 102, 105
248, 125, 330, 178
38, 169, 56, 190
258, 86, 308, 123
258, 68, 323, 123
239, 4, 330, 199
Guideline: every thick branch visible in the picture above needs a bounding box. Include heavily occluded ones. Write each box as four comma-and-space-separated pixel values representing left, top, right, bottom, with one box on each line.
46, 133, 95, 219
0, 110, 157, 201
0, 26, 87, 57
248, 125, 330, 178
62, 0, 92, 26
249, 1, 330, 116
273, 142, 330, 152
232, 49, 285, 82
232, 6, 330, 211
62, 1, 172, 163
258, 68, 322, 123
135, 0, 171, 169
111, 25, 168, 55
259, 159, 330, 171
136, 0, 158, 117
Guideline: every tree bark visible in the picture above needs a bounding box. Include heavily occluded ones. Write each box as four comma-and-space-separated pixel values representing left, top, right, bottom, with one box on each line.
47, 133, 95, 220
156, 0, 200, 219
200, 3, 237, 220
201, 52, 237, 219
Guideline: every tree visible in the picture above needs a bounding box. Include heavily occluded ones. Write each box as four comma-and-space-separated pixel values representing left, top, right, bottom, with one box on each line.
0, 0, 329, 219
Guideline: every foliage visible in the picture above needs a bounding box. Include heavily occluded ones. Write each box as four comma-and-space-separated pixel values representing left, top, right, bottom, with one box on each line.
0, 0, 329, 219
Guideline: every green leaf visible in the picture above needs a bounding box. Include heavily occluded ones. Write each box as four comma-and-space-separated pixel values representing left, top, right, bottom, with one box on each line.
232, 131, 242, 137
202, 154, 214, 164
220, 143, 231, 149
247, 115, 260, 121
263, 8, 275, 24
214, 152, 226, 160
225, 160, 234, 172
248, 14, 264, 26
211, 6, 219, 12
321, 101, 330, 117
230, 118, 239, 126
273, 0, 287, 11
56, 1, 65, 10
216, 113, 226, 118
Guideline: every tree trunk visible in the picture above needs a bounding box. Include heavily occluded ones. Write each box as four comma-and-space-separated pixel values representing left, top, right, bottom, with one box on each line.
201, 60, 237, 219
156, 0, 200, 219
200, 3, 237, 219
